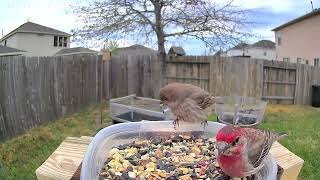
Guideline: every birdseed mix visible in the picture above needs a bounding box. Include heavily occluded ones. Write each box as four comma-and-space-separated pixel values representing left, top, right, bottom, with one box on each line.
99, 134, 232, 180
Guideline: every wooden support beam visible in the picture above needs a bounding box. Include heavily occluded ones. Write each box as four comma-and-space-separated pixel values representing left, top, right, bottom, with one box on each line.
270, 142, 304, 180
262, 96, 295, 100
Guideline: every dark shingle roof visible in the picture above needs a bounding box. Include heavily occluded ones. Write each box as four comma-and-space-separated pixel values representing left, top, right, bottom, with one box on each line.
251, 40, 275, 49
230, 43, 249, 50
0, 45, 25, 54
168, 46, 186, 56
115, 44, 157, 56
0, 22, 71, 41
55, 47, 97, 56
272, 9, 320, 31
118, 44, 157, 52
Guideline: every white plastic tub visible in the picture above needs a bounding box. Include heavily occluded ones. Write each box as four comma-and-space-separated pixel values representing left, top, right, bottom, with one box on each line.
81, 121, 277, 180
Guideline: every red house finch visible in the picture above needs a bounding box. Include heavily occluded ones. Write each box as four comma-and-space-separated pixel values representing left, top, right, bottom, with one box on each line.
159, 82, 215, 128
216, 125, 287, 178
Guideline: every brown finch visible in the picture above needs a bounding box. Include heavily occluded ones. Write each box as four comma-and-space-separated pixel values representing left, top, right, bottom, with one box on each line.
159, 82, 215, 128
216, 125, 287, 178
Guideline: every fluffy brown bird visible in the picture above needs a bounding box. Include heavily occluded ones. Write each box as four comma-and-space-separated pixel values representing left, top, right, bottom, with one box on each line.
159, 83, 215, 128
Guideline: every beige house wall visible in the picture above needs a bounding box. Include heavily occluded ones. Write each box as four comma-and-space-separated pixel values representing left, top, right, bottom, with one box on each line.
0, 33, 70, 56
275, 14, 320, 66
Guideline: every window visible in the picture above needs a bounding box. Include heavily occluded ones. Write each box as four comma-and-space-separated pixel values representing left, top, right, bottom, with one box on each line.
63, 37, 67, 47
277, 37, 281, 45
54, 36, 68, 47
263, 52, 267, 56
283, 57, 290, 62
276, 32, 282, 46
306, 60, 309, 64
315, 58, 320, 66
297, 58, 301, 63
4, 40, 7, 46
54, 36, 58, 47
58, 36, 62, 47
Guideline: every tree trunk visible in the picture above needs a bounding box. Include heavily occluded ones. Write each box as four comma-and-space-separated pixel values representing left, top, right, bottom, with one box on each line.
154, 1, 165, 59
157, 34, 166, 61
154, 0, 166, 86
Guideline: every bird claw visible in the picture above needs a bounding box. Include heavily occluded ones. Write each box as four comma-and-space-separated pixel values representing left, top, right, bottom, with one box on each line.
201, 120, 208, 129
173, 119, 180, 130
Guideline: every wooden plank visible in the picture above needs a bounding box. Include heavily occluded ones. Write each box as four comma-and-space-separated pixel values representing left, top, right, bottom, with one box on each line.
264, 65, 296, 70
262, 96, 294, 100
35, 137, 92, 180
270, 142, 304, 180
263, 80, 296, 85
166, 77, 209, 81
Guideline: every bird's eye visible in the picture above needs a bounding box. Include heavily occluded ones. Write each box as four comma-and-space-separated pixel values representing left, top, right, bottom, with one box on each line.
231, 137, 240, 146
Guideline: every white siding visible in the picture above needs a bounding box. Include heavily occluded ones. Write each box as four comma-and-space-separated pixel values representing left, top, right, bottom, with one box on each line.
227, 49, 246, 57
0, 35, 19, 48
0, 32, 70, 56
226, 47, 276, 60
247, 48, 276, 60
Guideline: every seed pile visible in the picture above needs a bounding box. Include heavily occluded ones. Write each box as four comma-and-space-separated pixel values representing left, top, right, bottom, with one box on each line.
99, 134, 230, 180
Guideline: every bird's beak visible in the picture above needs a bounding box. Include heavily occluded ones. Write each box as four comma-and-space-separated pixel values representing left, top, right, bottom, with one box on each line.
217, 142, 230, 154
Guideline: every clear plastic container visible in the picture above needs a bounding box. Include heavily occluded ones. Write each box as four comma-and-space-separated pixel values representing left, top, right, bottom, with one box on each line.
110, 94, 164, 123
81, 121, 277, 180
215, 96, 267, 127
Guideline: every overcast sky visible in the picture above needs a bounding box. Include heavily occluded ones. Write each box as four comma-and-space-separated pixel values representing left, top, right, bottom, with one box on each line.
0, 0, 318, 55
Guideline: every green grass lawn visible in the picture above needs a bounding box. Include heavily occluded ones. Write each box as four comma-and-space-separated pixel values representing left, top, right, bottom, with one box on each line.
0, 104, 319, 179
0, 102, 111, 180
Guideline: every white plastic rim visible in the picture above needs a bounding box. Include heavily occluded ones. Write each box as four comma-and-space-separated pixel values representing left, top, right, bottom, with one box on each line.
81, 121, 277, 180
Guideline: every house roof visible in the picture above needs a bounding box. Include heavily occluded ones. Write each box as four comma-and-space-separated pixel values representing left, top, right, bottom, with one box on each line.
230, 43, 249, 50
54, 47, 97, 56
272, 9, 320, 31
0, 45, 25, 56
115, 44, 158, 56
168, 46, 186, 56
251, 40, 275, 49
0, 22, 71, 42
118, 44, 157, 52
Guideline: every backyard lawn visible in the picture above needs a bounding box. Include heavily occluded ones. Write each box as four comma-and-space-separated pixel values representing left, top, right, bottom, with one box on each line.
0, 102, 111, 180
0, 103, 319, 179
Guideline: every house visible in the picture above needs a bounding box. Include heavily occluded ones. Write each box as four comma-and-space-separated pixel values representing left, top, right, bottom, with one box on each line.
114, 44, 157, 57
226, 40, 276, 60
168, 46, 186, 56
0, 45, 25, 56
272, 9, 320, 66
0, 22, 71, 56
226, 43, 250, 57
54, 47, 97, 56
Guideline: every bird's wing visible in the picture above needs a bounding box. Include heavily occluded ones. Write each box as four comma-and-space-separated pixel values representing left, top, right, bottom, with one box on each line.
173, 97, 208, 124
247, 129, 280, 168
189, 90, 215, 109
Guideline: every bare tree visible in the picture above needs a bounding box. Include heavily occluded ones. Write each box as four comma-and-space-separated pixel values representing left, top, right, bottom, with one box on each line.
72, 0, 253, 60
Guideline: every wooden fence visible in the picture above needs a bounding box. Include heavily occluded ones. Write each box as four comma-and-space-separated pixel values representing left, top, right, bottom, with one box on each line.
165, 56, 320, 105
109, 55, 320, 105
109, 54, 163, 98
1, 53, 320, 140
0, 54, 104, 141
